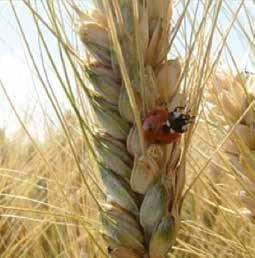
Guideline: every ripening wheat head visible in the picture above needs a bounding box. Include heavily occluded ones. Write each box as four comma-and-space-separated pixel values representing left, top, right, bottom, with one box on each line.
75, 1, 197, 257
209, 72, 255, 220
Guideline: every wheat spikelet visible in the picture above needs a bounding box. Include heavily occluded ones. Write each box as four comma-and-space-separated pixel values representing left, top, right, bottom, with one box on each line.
209, 72, 255, 220
75, 1, 194, 257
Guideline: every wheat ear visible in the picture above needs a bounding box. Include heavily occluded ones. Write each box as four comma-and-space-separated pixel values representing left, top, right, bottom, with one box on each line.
75, 1, 192, 257
210, 72, 255, 220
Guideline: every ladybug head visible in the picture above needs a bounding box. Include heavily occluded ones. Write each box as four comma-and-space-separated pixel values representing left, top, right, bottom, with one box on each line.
168, 106, 195, 133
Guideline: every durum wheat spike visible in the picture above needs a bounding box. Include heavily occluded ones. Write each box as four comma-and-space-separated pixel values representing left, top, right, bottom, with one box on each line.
75, 1, 193, 256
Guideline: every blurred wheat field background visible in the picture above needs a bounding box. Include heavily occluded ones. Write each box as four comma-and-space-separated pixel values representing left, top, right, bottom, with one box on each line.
0, 0, 255, 257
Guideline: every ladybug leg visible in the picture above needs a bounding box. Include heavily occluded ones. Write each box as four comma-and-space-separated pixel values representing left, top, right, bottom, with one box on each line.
180, 115, 196, 132
173, 105, 186, 112
184, 115, 195, 124
180, 126, 188, 133
188, 115, 196, 123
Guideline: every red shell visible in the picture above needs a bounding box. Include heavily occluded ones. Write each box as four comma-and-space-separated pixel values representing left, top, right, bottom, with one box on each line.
142, 107, 181, 144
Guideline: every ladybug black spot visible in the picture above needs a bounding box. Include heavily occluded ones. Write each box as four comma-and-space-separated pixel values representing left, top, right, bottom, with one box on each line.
162, 124, 170, 132
148, 124, 154, 131
155, 139, 162, 144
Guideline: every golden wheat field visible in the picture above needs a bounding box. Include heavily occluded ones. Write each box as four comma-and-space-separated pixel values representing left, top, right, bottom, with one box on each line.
0, 1, 255, 257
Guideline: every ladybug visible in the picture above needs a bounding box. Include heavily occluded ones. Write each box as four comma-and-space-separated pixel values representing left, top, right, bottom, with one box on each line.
142, 106, 194, 144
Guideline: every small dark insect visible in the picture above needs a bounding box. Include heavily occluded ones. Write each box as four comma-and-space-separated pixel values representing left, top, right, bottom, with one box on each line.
107, 246, 113, 254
